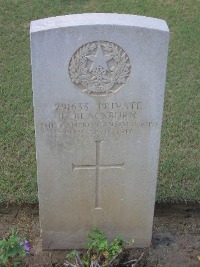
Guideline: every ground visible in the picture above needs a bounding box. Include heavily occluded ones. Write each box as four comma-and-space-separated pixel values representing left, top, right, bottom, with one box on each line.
0, 203, 199, 267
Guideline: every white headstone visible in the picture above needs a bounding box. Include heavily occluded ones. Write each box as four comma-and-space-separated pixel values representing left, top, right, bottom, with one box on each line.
30, 13, 169, 249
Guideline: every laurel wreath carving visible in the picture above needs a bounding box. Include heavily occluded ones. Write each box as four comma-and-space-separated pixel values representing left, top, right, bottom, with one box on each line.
69, 41, 131, 96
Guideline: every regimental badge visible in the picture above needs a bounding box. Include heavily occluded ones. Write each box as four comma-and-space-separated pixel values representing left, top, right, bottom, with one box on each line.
69, 41, 131, 96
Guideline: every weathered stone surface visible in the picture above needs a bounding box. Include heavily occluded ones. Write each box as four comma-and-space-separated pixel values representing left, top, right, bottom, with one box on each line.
30, 13, 169, 249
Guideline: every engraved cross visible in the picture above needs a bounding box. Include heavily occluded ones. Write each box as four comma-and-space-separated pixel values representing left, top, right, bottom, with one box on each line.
72, 141, 124, 209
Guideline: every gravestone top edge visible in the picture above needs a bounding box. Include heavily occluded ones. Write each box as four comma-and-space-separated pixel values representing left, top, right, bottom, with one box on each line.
30, 13, 169, 33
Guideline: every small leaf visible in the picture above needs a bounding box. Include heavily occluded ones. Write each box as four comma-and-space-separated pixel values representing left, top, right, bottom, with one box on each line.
13, 261, 21, 267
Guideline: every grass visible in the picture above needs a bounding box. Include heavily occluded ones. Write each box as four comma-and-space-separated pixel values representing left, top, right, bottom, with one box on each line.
0, 0, 199, 204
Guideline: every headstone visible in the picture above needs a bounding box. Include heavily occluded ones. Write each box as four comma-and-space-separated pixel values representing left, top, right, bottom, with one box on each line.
30, 13, 169, 249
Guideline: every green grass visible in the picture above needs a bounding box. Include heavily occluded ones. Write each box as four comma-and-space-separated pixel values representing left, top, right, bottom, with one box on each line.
0, 0, 199, 204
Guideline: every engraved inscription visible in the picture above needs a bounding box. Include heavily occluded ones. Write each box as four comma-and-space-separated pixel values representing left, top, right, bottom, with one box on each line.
54, 101, 141, 122
38, 101, 159, 145
72, 141, 124, 209
54, 102, 141, 112
39, 101, 159, 143
69, 41, 131, 96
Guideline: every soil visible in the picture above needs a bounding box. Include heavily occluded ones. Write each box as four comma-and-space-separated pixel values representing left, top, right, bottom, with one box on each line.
0, 203, 199, 267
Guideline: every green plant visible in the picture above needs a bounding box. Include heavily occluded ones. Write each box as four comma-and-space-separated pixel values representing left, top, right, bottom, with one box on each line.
65, 227, 133, 267
0, 228, 29, 267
